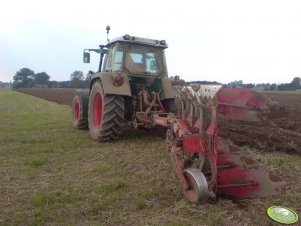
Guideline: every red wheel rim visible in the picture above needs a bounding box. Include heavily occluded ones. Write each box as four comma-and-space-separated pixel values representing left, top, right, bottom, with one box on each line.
74, 101, 79, 121
93, 93, 102, 127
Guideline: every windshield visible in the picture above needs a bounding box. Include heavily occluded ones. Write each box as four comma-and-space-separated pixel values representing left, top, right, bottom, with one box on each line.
125, 46, 162, 76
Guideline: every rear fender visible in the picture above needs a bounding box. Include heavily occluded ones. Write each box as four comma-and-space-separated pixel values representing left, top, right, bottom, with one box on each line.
160, 77, 176, 100
90, 72, 131, 96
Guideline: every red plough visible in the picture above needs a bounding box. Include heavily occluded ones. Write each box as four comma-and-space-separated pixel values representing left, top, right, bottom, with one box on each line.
144, 85, 284, 203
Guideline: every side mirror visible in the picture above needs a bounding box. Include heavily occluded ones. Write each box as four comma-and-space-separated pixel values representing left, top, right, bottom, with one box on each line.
83, 51, 90, 63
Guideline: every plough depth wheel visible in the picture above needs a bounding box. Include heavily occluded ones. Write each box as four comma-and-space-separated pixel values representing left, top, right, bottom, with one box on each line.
183, 168, 209, 203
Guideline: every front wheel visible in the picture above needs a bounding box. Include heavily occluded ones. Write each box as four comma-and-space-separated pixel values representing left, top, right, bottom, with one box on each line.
88, 80, 125, 141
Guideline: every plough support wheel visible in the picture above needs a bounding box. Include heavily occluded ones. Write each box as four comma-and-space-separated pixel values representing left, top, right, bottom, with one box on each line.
183, 168, 209, 203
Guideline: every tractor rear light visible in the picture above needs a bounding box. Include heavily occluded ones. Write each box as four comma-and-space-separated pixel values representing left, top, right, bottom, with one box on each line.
112, 74, 123, 87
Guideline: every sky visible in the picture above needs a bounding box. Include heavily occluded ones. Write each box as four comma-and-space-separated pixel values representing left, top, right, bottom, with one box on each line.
1, 0, 301, 84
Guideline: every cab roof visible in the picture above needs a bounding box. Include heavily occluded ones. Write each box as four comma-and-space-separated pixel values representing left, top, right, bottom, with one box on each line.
108, 34, 168, 48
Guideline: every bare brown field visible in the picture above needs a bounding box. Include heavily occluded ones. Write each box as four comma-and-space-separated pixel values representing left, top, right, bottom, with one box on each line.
17, 88, 301, 155
219, 91, 301, 155
17, 88, 76, 106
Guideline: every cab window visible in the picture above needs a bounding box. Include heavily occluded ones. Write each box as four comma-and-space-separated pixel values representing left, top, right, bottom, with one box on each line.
125, 46, 161, 75
112, 50, 124, 71
104, 45, 124, 72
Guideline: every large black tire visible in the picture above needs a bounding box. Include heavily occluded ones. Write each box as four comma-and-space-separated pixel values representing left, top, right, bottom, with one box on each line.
72, 90, 89, 129
88, 80, 124, 141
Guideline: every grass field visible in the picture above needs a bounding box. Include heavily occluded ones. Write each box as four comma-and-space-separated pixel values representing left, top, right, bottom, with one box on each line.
1, 90, 300, 226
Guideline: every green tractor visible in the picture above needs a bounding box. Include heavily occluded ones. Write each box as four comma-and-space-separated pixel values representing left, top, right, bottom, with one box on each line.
72, 30, 178, 141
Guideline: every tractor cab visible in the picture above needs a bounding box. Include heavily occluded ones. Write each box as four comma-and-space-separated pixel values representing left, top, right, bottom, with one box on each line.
83, 34, 174, 99
103, 35, 168, 77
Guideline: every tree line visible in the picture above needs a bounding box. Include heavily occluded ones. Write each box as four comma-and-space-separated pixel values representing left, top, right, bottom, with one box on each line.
12, 67, 90, 89
189, 77, 301, 91
10, 67, 301, 91
0, 81, 12, 88
223, 77, 301, 91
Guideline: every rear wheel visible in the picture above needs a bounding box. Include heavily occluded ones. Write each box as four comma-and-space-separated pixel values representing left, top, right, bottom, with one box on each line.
88, 80, 125, 141
72, 90, 89, 129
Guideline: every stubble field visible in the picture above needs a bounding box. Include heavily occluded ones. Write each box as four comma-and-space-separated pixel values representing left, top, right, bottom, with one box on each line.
0, 88, 300, 225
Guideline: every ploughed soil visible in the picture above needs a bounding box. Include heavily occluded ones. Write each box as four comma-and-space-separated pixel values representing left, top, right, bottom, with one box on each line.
218, 92, 301, 155
17, 88, 76, 106
17, 88, 301, 155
